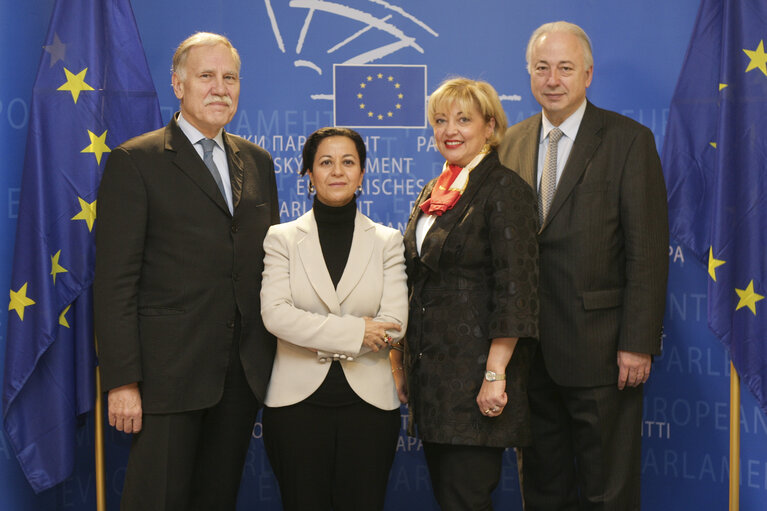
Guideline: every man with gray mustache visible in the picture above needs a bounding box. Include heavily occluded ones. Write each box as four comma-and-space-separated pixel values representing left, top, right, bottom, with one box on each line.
95, 32, 278, 510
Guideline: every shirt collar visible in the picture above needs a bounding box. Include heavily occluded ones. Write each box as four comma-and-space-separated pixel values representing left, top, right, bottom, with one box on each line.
540, 99, 587, 143
177, 112, 225, 150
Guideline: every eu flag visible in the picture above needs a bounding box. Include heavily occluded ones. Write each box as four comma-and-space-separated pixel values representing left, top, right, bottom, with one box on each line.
334, 64, 427, 128
2, 0, 161, 492
662, 0, 767, 414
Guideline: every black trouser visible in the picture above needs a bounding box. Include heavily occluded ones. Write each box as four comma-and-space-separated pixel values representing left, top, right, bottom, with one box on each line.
423, 441, 505, 511
262, 400, 400, 511
522, 351, 643, 511
120, 345, 258, 511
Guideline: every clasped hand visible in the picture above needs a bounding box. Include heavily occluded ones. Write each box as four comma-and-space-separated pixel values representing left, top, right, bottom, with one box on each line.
362, 317, 401, 352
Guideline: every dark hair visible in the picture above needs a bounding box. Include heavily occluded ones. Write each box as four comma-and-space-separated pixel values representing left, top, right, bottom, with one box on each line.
300, 127, 366, 176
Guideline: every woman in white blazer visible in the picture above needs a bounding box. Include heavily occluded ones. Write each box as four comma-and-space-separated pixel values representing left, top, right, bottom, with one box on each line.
260, 127, 408, 511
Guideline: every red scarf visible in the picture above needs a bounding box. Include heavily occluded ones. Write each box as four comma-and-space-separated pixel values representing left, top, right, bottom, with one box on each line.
419, 164, 463, 216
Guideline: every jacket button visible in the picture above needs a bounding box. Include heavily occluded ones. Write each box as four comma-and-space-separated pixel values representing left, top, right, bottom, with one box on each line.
417, 352, 424, 360
421, 307, 426, 313
232, 273, 239, 281
231, 223, 239, 233
227, 320, 236, 328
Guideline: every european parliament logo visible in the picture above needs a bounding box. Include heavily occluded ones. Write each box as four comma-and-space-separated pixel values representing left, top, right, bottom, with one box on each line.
334, 64, 426, 128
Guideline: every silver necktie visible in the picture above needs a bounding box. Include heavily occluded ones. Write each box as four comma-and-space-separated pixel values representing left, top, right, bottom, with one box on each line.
199, 138, 228, 204
538, 127, 564, 225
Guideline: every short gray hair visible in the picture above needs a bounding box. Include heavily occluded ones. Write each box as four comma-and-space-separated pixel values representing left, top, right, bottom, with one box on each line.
172, 32, 241, 80
525, 21, 593, 74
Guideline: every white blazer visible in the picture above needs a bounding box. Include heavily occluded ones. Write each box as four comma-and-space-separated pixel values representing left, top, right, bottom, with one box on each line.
260, 209, 408, 410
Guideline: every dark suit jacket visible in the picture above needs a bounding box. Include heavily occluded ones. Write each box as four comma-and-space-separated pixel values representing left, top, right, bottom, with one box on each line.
403, 151, 539, 447
94, 115, 279, 413
498, 101, 668, 387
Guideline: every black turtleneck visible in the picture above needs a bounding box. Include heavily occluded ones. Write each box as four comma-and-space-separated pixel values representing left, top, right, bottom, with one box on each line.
306, 196, 361, 407
313, 197, 356, 288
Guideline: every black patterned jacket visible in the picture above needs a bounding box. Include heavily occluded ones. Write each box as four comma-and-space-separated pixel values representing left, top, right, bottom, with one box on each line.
403, 151, 539, 447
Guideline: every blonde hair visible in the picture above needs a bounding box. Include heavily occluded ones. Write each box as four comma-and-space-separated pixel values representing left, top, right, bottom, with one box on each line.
172, 32, 241, 80
427, 77, 507, 148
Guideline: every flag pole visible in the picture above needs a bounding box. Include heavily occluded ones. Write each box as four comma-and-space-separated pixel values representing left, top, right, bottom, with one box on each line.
729, 361, 740, 511
94, 337, 106, 511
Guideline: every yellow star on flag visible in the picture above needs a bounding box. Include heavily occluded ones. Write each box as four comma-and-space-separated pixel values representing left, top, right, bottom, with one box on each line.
59, 304, 72, 328
72, 196, 97, 231
9, 283, 36, 321
81, 130, 110, 164
743, 40, 767, 77
735, 280, 764, 315
719, 83, 728, 91
57, 67, 94, 103
708, 247, 725, 281
709, 142, 717, 148
50, 250, 68, 285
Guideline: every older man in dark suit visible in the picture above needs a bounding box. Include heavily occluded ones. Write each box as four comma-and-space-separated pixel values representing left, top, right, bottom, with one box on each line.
498, 21, 668, 511
94, 32, 278, 510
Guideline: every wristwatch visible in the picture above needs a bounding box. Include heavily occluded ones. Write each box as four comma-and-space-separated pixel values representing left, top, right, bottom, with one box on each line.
484, 370, 506, 382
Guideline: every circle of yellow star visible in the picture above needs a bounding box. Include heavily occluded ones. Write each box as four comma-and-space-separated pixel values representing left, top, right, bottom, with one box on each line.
735, 280, 764, 315
743, 40, 767, 77
58, 67, 94, 104
355, 71, 406, 123
9, 283, 36, 321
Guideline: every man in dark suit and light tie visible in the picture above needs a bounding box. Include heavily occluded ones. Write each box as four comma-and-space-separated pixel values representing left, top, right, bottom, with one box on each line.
498, 21, 668, 510
94, 32, 278, 510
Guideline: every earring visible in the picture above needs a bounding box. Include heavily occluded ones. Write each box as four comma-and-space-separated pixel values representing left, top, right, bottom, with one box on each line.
308, 181, 315, 194
356, 184, 363, 195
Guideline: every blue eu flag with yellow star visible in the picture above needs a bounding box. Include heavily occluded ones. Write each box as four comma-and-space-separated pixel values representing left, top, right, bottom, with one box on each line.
334, 64, 427, 128
2, 0, 161, 492
663, 0, 767, 414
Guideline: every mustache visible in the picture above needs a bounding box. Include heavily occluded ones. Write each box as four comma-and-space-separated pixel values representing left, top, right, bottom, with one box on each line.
204, 95, 233, 106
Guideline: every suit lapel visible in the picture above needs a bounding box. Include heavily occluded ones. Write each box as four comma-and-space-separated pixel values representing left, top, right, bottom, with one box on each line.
518, 115, 542, 190
166, 118, 231, 215
543, 102, 602, 230
403, 180, 435, 265
223, 132, 243, 209
296, 211, 341, 314
336, 211, 375, 304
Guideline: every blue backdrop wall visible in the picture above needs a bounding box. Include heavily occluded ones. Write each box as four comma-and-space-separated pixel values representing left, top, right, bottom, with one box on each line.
3, 1, 766, 509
